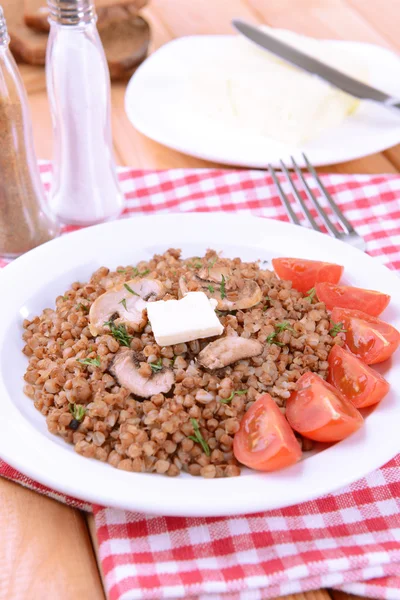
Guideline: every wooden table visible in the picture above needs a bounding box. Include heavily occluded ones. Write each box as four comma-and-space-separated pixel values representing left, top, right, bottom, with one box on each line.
2, 1, 399, 599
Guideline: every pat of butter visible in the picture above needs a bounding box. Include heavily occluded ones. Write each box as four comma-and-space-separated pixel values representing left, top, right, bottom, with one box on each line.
147, 291, 224, 346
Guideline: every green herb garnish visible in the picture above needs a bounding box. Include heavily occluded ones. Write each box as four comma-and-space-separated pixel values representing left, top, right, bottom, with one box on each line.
69, 403, 86, 421
329, 321, 347, 337
275, 321, 295, 333
76, 302, 89, 313
220, 389, 247, 404
104, 320, 132, 347
62, 295, 68, 301
124, 283, 139, 296
188, 259, 202, 269
117, 268, 126, 273
266, 331, 284, 347
207, 284, 215, 293
188, 418, 210, 456
131, 267, 150, 278
77, 357, 101, 367
263, 298, 271, 312
119, 298, 128, 311
220, 274, 226, 300
305, 287, 316, 302
149, 358, 163, 373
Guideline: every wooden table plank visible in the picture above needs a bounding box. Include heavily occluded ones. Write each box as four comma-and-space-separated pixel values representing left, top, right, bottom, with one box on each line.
246, 0, 392, 47
281, 592, 332, 600
148, 0, 259, 36
321, 152, 399, 174
0, 478, 104, 600
330, 591, 367, 600
348, 0, 400, 52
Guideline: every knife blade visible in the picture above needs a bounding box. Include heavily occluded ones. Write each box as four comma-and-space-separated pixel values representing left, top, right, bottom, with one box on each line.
232, 19, 400, 111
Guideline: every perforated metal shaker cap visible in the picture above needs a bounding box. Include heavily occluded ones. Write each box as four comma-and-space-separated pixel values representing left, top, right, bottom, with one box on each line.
47, 0, 97, 25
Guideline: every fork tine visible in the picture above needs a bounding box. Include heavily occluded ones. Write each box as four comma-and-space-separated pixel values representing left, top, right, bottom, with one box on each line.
302, 153, 355, 234
291, 156, 340, 239
267, 164, 300, 225
279, 160, 320, 231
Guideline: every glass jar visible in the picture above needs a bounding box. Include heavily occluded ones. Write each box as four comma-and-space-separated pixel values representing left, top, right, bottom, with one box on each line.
0, 8, 59, 258
46, 0, 124, 225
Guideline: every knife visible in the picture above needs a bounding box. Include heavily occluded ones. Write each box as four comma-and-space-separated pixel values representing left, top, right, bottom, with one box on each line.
232, 19, 400, 111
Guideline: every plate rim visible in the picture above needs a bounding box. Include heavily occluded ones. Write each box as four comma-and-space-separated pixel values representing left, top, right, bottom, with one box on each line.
0, 212, 399, 516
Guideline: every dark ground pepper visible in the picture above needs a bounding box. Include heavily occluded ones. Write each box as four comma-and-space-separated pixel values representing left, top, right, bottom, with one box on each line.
0, 46, 58, 257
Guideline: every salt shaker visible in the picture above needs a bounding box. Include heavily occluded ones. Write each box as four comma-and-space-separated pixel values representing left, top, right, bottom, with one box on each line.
46, 0, 124, 225
0, 8, 59, 258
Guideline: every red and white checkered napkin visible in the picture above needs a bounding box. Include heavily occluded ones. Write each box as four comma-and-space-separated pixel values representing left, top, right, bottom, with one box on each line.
1, 165, 400, 600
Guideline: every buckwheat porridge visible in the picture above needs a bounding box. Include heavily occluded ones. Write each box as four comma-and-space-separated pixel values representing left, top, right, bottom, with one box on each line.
22, 249, 344, 478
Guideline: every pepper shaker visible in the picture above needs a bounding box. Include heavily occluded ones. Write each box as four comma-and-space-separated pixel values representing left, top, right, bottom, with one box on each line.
46, 0, 124, 225
0, 7, 59, 258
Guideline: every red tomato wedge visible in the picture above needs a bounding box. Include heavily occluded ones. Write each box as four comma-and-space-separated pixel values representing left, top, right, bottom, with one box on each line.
331, 308, 400, 365
233, 393, 302, 472
272, 258, 344, 293
328, 345, 389, 408
315, 282, 390, 317
286, 372, 363, 442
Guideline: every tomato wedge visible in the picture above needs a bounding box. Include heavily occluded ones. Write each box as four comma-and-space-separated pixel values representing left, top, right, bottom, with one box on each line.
316, 282, 390, 317
331, 308, 400, 365
272, 258, 344, 293
233, 393, 302, 472
328, 345, 389, 408
286, 372, 363, 442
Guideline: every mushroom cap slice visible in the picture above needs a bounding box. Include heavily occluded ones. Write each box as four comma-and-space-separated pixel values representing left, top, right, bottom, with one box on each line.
198, 265, 232, 285
110, 349, 175, 398
198, 336, 263, 370
218, 279, 262, 311
179, 276, 262, 311
89, 277, 165, 336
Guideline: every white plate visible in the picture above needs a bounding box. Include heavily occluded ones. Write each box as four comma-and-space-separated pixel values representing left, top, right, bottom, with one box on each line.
125, 35, 400, 168
0, 214, 399, 516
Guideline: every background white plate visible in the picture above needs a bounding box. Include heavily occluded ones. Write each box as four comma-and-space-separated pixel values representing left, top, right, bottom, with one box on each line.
0, 214, 399, 516
125, 35, 400, 168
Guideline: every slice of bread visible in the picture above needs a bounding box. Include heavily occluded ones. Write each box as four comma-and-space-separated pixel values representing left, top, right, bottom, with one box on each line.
5, 0, 150, 78
4, 0, 47, 66
24, 0, 50, 32
24, 0, 148, 33
100, 14, 150, 80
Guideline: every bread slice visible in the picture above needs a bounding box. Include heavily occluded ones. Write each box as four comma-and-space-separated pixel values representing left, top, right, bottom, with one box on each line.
24, 0, 148, 33
4, 0, 47, 66
5, 0, 150, 79
24, 0, 50, 33
100, 14, 150, 80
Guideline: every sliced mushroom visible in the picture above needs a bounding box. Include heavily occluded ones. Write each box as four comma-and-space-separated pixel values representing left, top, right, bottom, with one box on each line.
89, 277, 165, 336
198, 336, 263, 370
198, 265, 232, 285
110, 349, 175, 398
179, 275, 262, 311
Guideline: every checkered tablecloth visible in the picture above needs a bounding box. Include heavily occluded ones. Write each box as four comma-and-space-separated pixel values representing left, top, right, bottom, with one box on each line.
1, 164, 399, 600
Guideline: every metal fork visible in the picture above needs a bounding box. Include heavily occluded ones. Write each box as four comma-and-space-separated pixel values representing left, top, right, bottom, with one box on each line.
268, 153, 366, 251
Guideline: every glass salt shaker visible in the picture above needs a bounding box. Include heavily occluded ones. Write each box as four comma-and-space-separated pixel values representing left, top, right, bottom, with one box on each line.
0, 8, 59, 258
46, 0, 124, 225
